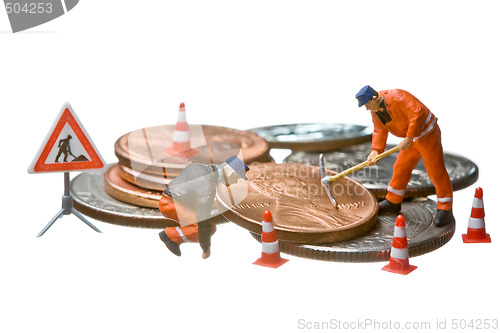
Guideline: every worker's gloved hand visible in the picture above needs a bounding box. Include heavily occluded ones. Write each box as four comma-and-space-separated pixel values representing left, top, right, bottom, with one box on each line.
398, 137, 413, 151
366, 150, 379, 166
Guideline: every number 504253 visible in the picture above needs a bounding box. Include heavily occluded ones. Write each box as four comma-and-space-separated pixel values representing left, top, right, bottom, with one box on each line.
5, 2, 53, 14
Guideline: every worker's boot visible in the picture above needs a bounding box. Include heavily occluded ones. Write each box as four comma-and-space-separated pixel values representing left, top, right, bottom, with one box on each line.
433, 209, 455, 227
378, 199, 401, 214
159, 231, 181, 256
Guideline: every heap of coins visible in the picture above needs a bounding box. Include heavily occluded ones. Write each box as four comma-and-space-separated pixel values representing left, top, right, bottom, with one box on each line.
106, 124, 272, 207
72, 123, 271, 228
71, 122, 477, 260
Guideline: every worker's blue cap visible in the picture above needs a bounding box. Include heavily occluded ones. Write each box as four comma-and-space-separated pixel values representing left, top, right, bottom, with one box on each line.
355, 85, 377, 107
226, 156, 250, 180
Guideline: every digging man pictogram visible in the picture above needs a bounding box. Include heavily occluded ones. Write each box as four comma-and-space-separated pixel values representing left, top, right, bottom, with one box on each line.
55, 135, 76, 162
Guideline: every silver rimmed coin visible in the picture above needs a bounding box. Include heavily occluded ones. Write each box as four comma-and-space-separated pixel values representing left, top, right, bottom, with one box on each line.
250, 198, 455, 262
284, 142, 478, 198
249, 123, 372, 151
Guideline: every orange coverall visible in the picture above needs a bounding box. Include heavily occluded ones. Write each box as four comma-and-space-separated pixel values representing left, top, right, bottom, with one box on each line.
159, 194, 216, 248
372, 89, 453, 210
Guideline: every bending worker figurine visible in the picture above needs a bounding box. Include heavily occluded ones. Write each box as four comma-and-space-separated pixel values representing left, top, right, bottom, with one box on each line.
355, 85, 454, 227
158, 156, 249, 258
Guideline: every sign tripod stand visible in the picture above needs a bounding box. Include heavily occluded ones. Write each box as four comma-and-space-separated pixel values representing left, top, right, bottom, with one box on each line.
28, 102, 106, 237
37, 172, 101, 237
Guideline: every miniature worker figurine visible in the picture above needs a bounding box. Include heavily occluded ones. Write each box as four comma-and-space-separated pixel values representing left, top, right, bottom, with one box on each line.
158, 156, 249, 258
355, 85, 454, 227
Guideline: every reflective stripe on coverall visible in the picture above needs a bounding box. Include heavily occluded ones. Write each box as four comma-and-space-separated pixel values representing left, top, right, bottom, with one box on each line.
158, 194, 217, 247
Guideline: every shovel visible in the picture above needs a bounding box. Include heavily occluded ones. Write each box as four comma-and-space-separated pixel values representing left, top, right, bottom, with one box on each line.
319, 145, 401, 207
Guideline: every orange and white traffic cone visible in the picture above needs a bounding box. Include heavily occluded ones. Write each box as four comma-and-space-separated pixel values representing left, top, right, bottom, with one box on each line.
463, 187, 491, 243
164, 102, 198, 157
253, 210, 289, 268
382, 215, 417, 275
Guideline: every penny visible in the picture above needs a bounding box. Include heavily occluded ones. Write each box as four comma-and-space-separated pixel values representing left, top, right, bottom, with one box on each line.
71, 167, 227, 229
104, 164, 163, 208
216, 163, 378, 244
250, 198, 455, 262
284, 142, 479, 198
115, 125, 272, 176
249, 123, 372, 151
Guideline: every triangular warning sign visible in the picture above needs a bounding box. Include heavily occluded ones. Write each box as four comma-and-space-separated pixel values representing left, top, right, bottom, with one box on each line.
28, 102, 106, 174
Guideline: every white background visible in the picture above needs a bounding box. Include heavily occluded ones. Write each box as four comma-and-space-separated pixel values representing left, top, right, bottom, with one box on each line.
1, 1, 499, 332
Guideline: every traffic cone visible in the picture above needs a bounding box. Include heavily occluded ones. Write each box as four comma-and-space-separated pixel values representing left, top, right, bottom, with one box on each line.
382, 215, 417, 275
462, 187, 491, 243
164, 103, 198, 157
253, 211, 289, 268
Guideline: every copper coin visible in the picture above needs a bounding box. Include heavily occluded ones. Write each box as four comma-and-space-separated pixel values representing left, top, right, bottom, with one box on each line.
216, 163, 378, 244
104, 164, 163, 208
72, 167, 228, 229
250, 198, 455, 262
115, 125, 271, 176
249, 123, 372, 151
284, 143, 479, 198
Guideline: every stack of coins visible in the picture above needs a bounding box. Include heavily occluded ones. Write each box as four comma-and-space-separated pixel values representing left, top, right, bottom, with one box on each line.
104, 124, 272, 208
71, 122, 475, 259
